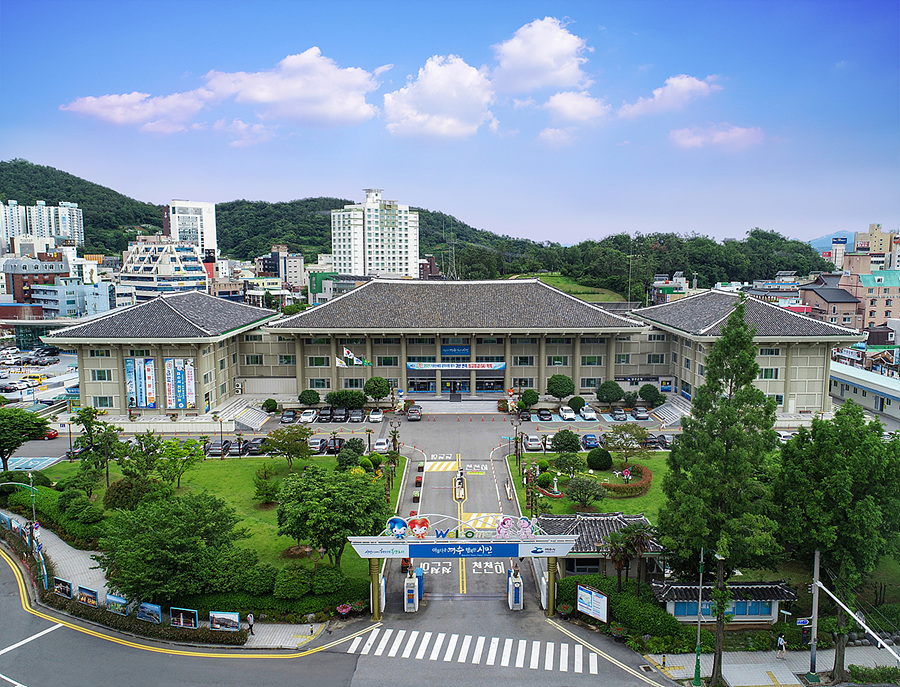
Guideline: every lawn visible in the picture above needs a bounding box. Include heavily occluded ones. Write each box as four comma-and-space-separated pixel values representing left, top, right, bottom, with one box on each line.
516, 273, 624, 302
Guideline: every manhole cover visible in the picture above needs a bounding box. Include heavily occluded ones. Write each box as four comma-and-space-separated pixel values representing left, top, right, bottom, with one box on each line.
640, 665, 655, 673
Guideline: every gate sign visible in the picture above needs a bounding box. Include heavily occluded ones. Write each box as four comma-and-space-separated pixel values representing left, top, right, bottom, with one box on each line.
577, 584, 609, 623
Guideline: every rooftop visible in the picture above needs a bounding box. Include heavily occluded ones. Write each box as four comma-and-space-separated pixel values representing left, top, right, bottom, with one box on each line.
799, 286, 860, 304
651, 579, 797, 603
535, 512, 663, 555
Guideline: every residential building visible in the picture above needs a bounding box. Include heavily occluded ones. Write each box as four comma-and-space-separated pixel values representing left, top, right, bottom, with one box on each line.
854, 223, 898, 255
163, 200, 217, 254
25, 201, 84, 246
331, 189, 419, 277
118, 240, 207, 302
0, 201, 28, 252
31, 277, 117, 318
257, 245, 306, 288
799, 285, 862, 329
649, 272, 689, 305
838, 270, 900, 329
419, 254, 442, 280
3, 253, 70, 303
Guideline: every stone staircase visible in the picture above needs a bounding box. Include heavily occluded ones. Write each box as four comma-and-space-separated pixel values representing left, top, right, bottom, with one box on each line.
651, 395, 692, 428
234, 405, 271, 432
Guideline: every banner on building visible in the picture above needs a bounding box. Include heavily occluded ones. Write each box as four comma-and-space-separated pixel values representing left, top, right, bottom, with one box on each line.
407, 362, 506, 370
165, 358, 196, 409
125, 358, 157, 409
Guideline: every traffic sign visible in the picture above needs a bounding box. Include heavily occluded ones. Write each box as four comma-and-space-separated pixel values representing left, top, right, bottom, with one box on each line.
796, 618, 810, 626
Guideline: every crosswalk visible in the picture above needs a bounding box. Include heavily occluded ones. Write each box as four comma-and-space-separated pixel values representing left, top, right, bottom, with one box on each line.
346, 627, 601, 674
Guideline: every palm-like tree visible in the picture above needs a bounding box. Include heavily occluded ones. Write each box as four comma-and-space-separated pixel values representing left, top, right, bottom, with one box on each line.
621, 522, 655, 597
605, 530, 632, 592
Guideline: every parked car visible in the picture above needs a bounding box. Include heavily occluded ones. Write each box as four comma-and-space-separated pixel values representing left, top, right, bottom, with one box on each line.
518, 409, 532, 421
642, 433, 662, 449
581, 433, 600, 449
407, 407, 422, 421
18, 377, 41, 388
228, 440, 249, 456
542, 433, 556, 449
246, 437, 268, 454
349, 408, 365, 423
43, 428, 59, 440
611, 407, 628, 421
0, 369, 9, 379
65, 444, 92, 459
332, 407, 349, 423
537, 408, 552, 421
631, 406, 650, 421
580, 406, 598, 421
0, 381, 26, 393
280, 409, 297, 424
317, 407, 333, 423
559, 406, 576, 421
207, 440, 232, 456
368, 409, 384, 423
325, 437, 345, 454
308, 437, 328, 454
35, 357, 59, 366
776, 430, 796, 443
524, 435, 544, 451
35, 346, 60, 356
299, 409, 318, 423
372, 438, 390, 453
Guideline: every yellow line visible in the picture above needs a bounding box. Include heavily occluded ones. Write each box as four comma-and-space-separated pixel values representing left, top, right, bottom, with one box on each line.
547, 619, 666, 687
455, 452, 467, 595
767, 670, 781, 685
643, 654, 678, 679
0, 547, 378, 659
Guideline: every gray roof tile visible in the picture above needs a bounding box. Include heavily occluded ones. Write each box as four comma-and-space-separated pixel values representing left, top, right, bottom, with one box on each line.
535, 512, 663, 554
651, 579, 798, 603
799, 286, 860, 304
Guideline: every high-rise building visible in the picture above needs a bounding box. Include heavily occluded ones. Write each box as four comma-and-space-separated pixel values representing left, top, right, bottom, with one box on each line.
331, 189, 419, 277
25, 201, 84, 245
118, 240, 208, 302
164, 200, 217, 254
0, 201, 28, 253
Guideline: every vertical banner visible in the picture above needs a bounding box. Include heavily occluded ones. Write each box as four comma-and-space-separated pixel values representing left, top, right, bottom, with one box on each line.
145, 358, 157, 409
124, 358, 137, 408
175, 358, 186, 409
184, 359, 196, 409
165, 358, 176, 409
134, 359, 146, 409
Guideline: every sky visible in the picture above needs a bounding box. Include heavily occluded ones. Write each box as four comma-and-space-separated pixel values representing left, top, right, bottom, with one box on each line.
1, 0, 898, 245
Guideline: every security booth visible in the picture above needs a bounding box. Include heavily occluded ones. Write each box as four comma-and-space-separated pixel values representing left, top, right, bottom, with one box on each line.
508, 567, 524, 610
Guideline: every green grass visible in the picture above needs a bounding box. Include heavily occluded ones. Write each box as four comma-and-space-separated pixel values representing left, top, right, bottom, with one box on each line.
515, 273, 624, 302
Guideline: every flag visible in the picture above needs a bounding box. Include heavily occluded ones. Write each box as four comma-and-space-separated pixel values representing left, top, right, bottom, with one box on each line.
353, 355, 365, 366
336, 358, 348, 367
343, 347, 354, 359
362, 358, 373, 366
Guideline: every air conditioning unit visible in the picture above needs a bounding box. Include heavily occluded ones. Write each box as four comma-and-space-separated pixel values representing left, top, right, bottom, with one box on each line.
234, 388, 243, 395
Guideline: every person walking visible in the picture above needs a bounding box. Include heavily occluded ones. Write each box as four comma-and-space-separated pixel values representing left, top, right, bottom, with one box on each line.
776, 633, 786, 659
247, 613, 255, 635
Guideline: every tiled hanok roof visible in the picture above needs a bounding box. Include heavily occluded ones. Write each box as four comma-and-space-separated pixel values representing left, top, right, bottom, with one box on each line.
651, 579, 798, 603
535, 512, 663, 555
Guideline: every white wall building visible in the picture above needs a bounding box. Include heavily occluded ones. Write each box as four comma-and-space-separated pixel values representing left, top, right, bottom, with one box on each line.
0, 201, 28, 253
331, 189, 419, 278
165, 200, 217, 254
25, 201, 84, 245
118, 241, 208, 302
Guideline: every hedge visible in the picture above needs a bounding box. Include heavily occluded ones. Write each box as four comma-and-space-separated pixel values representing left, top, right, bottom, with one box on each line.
7, 486, 104, 549
604, 465, 652, 498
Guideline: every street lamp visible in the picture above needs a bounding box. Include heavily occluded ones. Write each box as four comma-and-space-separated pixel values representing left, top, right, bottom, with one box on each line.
213, 414, 224, 460
28, 472, 36, 551
510, 417, 522, 474
389, 417, 401, 452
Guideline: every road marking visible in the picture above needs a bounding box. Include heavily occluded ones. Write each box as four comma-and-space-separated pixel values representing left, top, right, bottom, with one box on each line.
402, 630, 419, 659
515, 638, 527, 668
456, 634, 471, 663
544, 642, 554, 671
560, 642, 569, 671
443, 633, 458, 661
347, 636, 362, 653
500, 637, 513, 667
360, 628, 380, 655
0, 671, 25, 687
486, 637, 499, 665
425, 461, 458, 472
461, 512, 501, 528
415, 631, 432, 660
590, 651, 599, 674
472, 636, 485, 664
530, 640, 540, 669
388, 629, 406, 657
0, 624, 63, 657
574, 643, 583, 673
374, 628, 393, 656
428, 632, 445, 661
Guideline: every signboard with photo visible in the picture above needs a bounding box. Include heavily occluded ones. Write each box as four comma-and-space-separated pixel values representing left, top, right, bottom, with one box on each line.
209, 611, 240, 631
106, 594, 128, 616
77, 586, 99, 607
136, 601, 162, 624
577, 584, 608, 622
170, 607, 199, 629
53, 577, 72, 598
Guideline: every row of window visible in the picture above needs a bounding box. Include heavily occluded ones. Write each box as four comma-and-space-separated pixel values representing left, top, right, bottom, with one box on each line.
672, 600, 773, 617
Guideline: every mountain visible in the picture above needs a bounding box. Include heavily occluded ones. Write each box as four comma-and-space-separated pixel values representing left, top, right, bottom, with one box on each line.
808, 230, 855, 253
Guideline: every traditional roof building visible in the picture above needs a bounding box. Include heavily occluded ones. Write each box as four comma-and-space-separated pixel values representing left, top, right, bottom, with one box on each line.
651, 579, 797, 627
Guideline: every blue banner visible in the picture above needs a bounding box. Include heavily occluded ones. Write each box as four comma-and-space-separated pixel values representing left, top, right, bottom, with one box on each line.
175, 359, 186, 409
409, 542, 519, 558
441, 345, 470, 357
134, 359, 146, 408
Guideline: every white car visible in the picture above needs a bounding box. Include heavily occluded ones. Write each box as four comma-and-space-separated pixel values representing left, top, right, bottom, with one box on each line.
525, 435, 544, 451
559, 406, 576, 421
372, 438, 390, 453
579, 406, 597, 421
0, 369, 8, 379
368, 409, 384, 423
299, 409, 318, 423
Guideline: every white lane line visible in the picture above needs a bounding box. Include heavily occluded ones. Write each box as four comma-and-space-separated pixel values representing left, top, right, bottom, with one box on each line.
429, 632, 446, 661
472, 636, 486, 664
374, 628, 393, 656
574, 643, 583, 673
486, 637, 499, 665
529, 640, 540, 669
0, 624, 63, 658
415, 631, 432, 660
456, 635, 472, 663
0, 671, 25, 687
388, 629, 406, 658
515, 639, 527, 668
443, 633, 459, 662
360, 628, 380, 655
500, 638, 513, 667
544, 641, 554, 671
589, 651, 599, 674
402, 630, 420, 659
560, 642, 569, 672
347, 636, 362, 654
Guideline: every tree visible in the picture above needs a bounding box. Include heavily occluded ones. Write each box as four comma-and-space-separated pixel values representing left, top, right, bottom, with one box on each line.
325, 390, 366, 409
604, 531, 632, 592
565, 476, 606, 508
586, 447, 613, 471
568, 396, 586, 413
262, 398, 278, 413
657, 297, 779, 687
0, 408, 49, 471
120, 430, 163, 481
156, 438, 203, 488
604, 424, 650, 463
774, 402, 900, 682
336, 448, 360, 471
546, 374, 575, 403
521, 389, 539, 408
622, 522, 656, 596
639, 383, 665, 408
82, 421, 125, 488
278, 466, 391, 568
596, 381, 624, 406
95, 491, 248, 603
298, 389, 320, 406
550, 429, 581, 454
554, 452, 586, 477
264, 426, 313, 473
364, 377, 391, 402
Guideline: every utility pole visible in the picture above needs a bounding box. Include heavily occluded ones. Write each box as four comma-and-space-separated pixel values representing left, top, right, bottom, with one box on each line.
806, 549, 821, 683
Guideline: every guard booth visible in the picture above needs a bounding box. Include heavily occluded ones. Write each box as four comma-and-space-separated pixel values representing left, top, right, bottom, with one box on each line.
350, 514, 577, 620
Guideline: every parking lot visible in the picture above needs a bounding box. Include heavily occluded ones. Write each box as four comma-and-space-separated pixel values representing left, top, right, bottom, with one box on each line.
0, 345, 78, 405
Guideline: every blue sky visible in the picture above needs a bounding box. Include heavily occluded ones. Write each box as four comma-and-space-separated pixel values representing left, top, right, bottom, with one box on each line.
1, 0, 897, 245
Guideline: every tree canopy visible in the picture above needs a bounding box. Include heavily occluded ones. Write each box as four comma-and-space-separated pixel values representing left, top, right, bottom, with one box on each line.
546, 374, 575, 402
0, 408, 49, 471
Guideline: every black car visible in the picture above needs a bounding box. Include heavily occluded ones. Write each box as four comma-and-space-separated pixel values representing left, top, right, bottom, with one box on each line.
642, 434, 662, 449
348, 408, 365, 422
325, 437, 345, 454
537, 408, 553, 421
37, 357, 60, 366
65, 444, 92, 460
207, 439, 232, 456
280, 409, 297, 424
34, 346, 60, 356
246, 437, 268, 455
332, 407, 348, 423
317, 407, 333, 423
518, 409, 531, 421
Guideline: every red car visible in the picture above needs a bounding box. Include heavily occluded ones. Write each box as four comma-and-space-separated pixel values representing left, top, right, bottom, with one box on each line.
44, 428, 59, 440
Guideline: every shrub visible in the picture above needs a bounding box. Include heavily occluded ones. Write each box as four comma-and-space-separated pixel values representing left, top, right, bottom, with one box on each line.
550, 429, 581, 454
262, 398, 278, 413
242, 563, 278, 595
565, 476, 606, 507
103, 477, 159, 511
311, 564, 346, 595
638, 384, 665, 408
58, 487, 85, 514
273, 564, 312, 599
604, 465, 652, 498
622, 391, 639, 407
358, 457, 373, 472
537, 473, 553, 488
568, 396, 586, 413
587, 448, 613, 471
554, 452, 586, 477
537, 459, 550, 473
298, 390, 320, 406
368, 453, 383, 470
498, 400, 509, 412
64, 496, 104, 524
344, 438, 366, 455
521, 389, 539, 408
596, 381, 624, 405
848, 665, 900, 684
336, 448, 360, 471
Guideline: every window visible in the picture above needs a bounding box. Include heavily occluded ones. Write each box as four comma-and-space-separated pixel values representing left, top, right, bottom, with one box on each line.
476, 337, 500, 345
870, 311, 877, 318
377, 356, 399, 366
202, 371, 211, 385
615, 354, 630, 364
547, 355, 569, 366
767, 394, 785, 405
581, 378, 601, 389
276, 336, 292, 342
475, 356, 505, 362
220, 382, 227, 395
581, 337, 606, 345
616, 336, 631, 342
407, 337, 435, 345
647, 353, 665, 365
546, 337, 571, 344
218, 341, 226, 348
339, 338, 366, 345
304, 338, 329, 345
92, 396, 113, 408
232, 353, 237, 365
511, 337, 537, 345
684, 358, 691, 370
309, 378, 331, 389
219, 358, 226, 370
442, 337, 469, 345
307, 356, 330, 366
244, 355, 263, 365
683, 340, 693, 349
279, 355, 296, 365
129, 349, 150, 357
699, 364, 707, 376
887, 312, 892, 318
648, 333, 667, 342
408, 355, 436, 363
581, 355, 602, 366
887, 299, 893, 306
512, 377, 534, 388
89, 349, 110, 357
759, 368, 779, 380
682, 381, 692, 395
90, 369, 112, 381
759, 348, 780, 356
344, 378, 364, 389
514, 355, 534, 366
672, 352, 679, 363
372, 337, 401, 345
244, 334, 262, 342
442, 356, 469, 363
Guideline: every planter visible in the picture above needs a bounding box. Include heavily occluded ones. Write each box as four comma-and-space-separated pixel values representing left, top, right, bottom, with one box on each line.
412, 491, 420, 503
557, 603, 573, 619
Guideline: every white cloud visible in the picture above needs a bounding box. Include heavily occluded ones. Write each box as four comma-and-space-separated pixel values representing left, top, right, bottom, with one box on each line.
213, 119, 275, 147
539, 127, 577, 147
618, 74, 721, 118
669, 124, 764, 151
544, 91, 610, 123
383, 55, 495, 138
60, 90, 212, 133
492, 17, 592, 92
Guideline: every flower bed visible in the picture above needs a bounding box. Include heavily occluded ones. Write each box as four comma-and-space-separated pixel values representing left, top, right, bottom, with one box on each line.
605, 464, 652, 498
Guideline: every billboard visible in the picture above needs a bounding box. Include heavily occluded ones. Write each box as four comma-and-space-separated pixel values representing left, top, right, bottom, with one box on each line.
125, 358, 157, 409
577, 585, 609, 622
407, 362, 506, 370
164, 358, 196, 409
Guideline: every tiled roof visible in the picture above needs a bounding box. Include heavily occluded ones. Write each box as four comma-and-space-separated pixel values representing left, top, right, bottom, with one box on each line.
45, 291, 275, 340
635, 290, 860, 338
271, 279, 646, 331
859, 271, 900, 288
535, 512, 663, 554
799, 286, 860, 304
651, 579, 798, 603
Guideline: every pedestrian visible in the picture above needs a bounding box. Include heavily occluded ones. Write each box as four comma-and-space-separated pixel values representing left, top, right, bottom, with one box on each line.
776, 633, 786, 659
247, 612, 255, 635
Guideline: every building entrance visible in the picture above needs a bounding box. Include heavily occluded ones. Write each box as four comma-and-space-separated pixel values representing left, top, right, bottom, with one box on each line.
441, 380, 469, 393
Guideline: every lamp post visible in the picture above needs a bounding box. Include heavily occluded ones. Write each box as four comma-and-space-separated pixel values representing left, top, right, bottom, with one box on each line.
213, 414, 224, 460
28, 472, 36, 551
510, 417, 522, 475
389, 417, 401, 452
67, 421, 73, 462
693, 547, 705, 687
